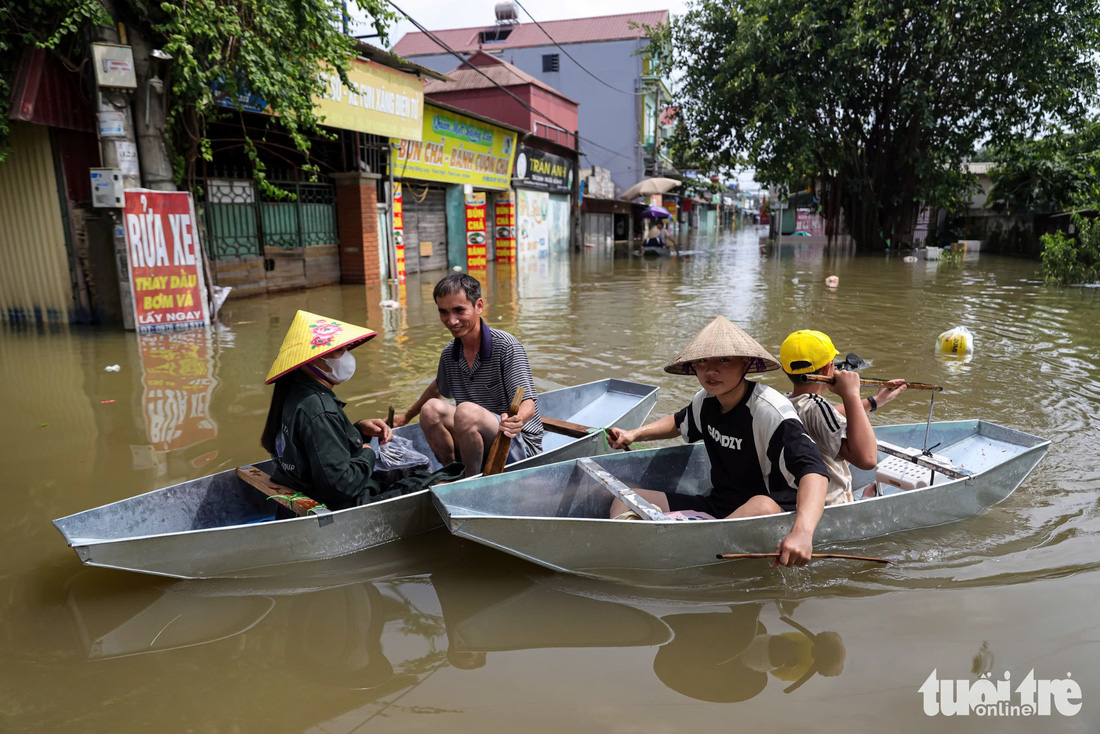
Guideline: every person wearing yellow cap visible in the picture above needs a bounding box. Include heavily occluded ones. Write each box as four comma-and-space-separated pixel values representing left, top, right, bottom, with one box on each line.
780, 330, 907, 504
260, 310, 393, 511
607, 316, 829, 567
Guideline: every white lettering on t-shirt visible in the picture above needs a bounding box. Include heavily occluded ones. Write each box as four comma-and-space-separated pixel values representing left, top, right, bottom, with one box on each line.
708, 424, 743, 450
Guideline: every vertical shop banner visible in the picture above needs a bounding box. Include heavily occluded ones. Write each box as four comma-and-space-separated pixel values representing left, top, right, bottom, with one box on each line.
393, 182, 407, 284
123, 190, 210, 333
138, 330, 218, 451
465, 191, 487, 269
494, 191, 516, 264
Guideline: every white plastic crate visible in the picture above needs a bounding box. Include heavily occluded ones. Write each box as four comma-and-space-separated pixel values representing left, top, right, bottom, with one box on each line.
876, 452, 951, 493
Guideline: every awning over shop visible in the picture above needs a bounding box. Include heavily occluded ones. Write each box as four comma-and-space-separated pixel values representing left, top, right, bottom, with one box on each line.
8, 49, 95, 133
582, 196, 635, 215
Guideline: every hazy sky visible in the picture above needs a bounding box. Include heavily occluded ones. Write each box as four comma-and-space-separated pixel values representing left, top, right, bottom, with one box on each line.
350, 0, 690, 47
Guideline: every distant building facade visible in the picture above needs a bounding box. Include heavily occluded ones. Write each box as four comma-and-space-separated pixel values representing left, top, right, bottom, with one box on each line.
423, 50, 579, 258
393, 10, 674, 197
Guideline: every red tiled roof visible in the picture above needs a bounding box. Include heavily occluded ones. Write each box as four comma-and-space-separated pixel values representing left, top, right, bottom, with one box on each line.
423, 51, 578, 103
393, 10, 668, 57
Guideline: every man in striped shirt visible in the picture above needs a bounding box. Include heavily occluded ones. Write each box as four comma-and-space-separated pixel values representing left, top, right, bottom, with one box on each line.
394, 274, 542, 477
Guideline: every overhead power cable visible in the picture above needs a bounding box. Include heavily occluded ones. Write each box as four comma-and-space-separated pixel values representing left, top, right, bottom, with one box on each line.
386, 0, 636, 163
513, 0, 648, 97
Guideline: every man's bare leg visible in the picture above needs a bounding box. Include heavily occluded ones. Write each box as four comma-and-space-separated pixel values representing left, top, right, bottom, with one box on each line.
452, 402, 504, 477
726, 494, 783, 518
420, 399, 457, 464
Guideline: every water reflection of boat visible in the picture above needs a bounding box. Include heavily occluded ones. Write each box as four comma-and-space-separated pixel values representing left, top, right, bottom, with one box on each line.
431, 420, 1050, 583
52, 379, 658, 579
65, 571, 274, 660
431, 568, 672, 660
428, 569, 845, 703
63, 534, 446, 660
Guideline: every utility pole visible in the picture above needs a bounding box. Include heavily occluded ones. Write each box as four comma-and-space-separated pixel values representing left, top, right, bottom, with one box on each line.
571, 131, 581, 251
92, 3, 140, 329
130, 31, 175, 192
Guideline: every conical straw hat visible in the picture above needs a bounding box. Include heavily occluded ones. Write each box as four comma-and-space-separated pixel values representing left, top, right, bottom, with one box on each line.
265, 310, 377, 384
664, 316, 781, 375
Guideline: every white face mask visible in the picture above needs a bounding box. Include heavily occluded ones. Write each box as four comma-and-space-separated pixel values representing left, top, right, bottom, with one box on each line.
312, 349, 356, 384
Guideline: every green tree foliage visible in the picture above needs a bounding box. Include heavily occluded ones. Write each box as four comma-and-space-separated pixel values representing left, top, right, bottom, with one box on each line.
1040, 215, 1100, 285
987, 123, 1100, 214
1, 0, 395, 191
669, 0, 1100, 250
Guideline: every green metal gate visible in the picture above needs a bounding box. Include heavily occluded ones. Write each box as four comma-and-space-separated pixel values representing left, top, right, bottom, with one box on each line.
203, 178, 337, 259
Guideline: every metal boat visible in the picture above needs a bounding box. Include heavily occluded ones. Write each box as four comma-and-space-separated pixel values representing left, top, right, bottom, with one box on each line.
53, 378, 659, 579
430, 420, 1051, 583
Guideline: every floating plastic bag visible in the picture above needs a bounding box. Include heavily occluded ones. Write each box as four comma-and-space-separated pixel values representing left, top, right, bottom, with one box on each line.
936, 326, 974, 357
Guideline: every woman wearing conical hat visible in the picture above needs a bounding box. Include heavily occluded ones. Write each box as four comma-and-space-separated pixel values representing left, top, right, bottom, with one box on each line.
607, 316, 829, 567
260, 311, 393, 511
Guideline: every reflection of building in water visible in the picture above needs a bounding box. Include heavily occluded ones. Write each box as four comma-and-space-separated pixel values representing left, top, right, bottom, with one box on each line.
653, 605, 846, 702
514, 250, 572, 299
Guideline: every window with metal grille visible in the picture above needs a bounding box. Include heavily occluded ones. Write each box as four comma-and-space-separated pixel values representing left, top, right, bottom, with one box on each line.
542, 54, 559, 72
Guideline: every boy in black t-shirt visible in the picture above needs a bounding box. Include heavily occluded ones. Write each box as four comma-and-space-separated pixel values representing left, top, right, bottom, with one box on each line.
608, 316, 829, 567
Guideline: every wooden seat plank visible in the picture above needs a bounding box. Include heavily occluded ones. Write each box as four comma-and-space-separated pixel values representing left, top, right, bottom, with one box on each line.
236, 466, 328, 516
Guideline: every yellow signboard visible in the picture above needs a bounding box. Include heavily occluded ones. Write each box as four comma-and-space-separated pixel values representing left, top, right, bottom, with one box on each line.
392, 104, 517, 190
315, 58, 424, 141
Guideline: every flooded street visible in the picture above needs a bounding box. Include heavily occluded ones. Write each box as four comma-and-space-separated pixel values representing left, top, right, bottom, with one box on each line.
3, 227, 1099, 732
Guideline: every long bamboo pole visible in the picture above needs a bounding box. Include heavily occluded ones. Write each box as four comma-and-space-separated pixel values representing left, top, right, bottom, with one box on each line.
796, 374, 943, 392
716, 552, 892, 564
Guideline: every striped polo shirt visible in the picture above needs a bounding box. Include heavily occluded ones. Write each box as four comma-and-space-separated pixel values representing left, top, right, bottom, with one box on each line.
435, 319, 543, 455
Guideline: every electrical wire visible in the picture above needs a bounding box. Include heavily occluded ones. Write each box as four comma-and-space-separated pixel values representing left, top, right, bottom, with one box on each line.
386, 0, 640, 164
513, 0, 649, 96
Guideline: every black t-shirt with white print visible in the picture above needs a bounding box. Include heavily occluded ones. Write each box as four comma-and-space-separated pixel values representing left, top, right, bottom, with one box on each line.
673, 381, 828, 514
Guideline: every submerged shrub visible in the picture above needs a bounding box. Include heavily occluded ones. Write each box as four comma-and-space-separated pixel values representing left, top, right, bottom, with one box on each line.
1041, 216, 1100, 285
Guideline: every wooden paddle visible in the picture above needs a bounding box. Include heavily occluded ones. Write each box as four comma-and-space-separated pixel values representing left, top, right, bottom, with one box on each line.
483, 386, 524, 476
541, 417, 632, 451
385, 405, 395, 428
717, 552, 892, 564
797, 374, 943, 392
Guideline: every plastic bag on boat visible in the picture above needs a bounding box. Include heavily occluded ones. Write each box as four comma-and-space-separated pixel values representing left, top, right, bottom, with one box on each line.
369, 435, 431, 485
936, 326, 974, 357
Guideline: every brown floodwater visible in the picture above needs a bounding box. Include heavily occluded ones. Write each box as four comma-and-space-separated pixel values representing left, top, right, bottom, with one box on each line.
3, 228, 1099, 733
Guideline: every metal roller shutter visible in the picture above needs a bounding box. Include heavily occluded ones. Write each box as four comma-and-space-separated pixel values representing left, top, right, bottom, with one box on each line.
399, 184, 447, 275
416, 188, 447, 273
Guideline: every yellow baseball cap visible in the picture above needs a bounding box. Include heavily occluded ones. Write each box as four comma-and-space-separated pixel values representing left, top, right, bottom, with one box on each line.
780, 330, 839, 374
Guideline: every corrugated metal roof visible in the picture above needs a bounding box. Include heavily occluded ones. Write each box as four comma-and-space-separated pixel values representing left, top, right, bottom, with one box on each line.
393, 10, 668, 57
423, 52, 577, 103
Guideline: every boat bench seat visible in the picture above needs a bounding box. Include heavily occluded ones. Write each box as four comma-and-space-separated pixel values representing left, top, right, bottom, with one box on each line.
235, 466, 330, 517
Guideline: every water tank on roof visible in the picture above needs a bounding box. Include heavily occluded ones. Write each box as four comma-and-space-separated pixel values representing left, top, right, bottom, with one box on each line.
495, 2, 518, 23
